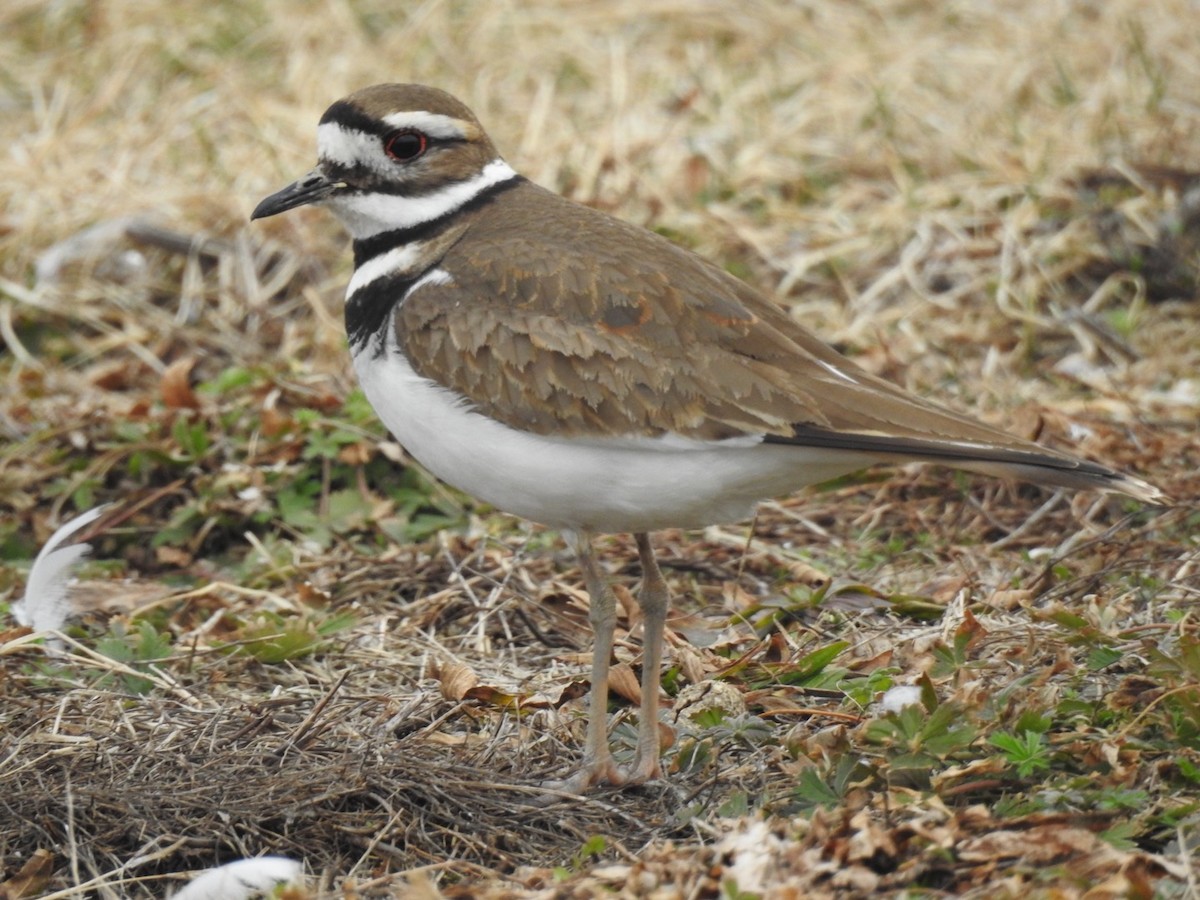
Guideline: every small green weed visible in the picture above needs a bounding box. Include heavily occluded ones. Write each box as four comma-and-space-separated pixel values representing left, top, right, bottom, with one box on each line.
553, 834, 609, 879
95, 620, 174, 695
990, 730, 1052, 778
865, 697, 979, 776
218, 609, 358, 664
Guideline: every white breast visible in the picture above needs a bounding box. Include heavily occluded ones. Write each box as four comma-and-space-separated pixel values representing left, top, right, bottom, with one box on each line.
351, 329, 881, 534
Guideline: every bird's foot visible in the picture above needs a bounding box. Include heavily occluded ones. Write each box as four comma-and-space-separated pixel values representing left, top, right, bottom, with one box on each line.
528, 750, 662, 803
540, 755, 625, 796
621, 753, 662, 785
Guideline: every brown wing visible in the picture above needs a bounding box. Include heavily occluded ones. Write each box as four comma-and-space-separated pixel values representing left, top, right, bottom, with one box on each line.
395, 181, 1162, 499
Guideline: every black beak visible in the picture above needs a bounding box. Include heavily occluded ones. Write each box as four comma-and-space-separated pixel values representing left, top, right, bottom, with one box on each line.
251, 169, 342, 220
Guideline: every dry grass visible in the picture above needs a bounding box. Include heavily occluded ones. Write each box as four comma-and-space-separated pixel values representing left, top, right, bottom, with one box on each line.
2, 0, 1199, 897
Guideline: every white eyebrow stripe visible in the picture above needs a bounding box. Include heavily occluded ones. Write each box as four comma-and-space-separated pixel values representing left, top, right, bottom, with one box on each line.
381, 110, 473, 140
317, 122, 393, 177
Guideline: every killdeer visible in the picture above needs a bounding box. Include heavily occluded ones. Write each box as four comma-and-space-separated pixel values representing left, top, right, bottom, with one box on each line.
252, 84, 1165, 792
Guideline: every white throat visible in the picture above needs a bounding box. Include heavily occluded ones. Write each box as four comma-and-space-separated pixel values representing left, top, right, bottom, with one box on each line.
325, 158, 518, 240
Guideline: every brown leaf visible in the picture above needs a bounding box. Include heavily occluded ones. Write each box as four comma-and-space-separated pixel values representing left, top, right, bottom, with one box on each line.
434, 660, 479, 701
672, 642, 713, 685
295, 581, 333, 609
0, 849, 55, 899
958, 824, 1103, 864
682, 153, 710, 197
849, 647, 894, 672
338, 442, 372, 465
609, 662, 642, 705
721, 580, 759, 612
155, 546, 193, 567
612, 582, 637, 624
954, 608, 988, 652
785, 559, 831, 588
932, 755, 1008, 787
923, 574, 969, 604
0, 626, 35, 646
259, 405, 291, 441
988, 588, 1033, 611
160, 357, 200, 410
845, 809, 897, 862
1108, 676, 1162, 711
85, 359, 134, 391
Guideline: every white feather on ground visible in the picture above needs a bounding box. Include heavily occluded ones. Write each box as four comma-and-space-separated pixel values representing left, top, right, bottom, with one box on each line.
879, 685, 924, 713
12, 505, 110, 632
171, 857, 303, 900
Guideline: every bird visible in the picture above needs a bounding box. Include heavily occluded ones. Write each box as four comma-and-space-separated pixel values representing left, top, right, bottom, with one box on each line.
252, 83, 1166, 792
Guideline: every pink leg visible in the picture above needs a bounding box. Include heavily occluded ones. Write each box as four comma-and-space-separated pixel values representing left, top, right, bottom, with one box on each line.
624, 532, 668, 782
548, 533, 623, 792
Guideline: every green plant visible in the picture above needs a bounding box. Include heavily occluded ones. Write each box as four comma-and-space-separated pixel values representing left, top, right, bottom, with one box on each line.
791, 754, 875, 812
865, 699, 979, 773
990, 730, 1052, 778
553, 834, 609, 879
95, 620, 174, 695
218, 609, 357, 663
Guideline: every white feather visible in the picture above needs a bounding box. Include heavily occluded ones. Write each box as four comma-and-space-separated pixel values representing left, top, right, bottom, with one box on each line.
380, 109, 472, 139
171, 857, 302, 900
879, 685, 924, 713
13, 505, 109, 631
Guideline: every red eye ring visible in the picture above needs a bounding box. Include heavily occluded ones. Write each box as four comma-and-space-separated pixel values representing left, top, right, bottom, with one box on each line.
384, 129, 427, 162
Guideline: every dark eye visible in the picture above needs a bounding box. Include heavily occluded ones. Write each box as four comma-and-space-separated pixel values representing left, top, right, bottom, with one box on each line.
384, 129, 427, 162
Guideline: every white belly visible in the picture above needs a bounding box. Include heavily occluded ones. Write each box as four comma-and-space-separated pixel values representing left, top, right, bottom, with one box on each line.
352, 343, 881, 533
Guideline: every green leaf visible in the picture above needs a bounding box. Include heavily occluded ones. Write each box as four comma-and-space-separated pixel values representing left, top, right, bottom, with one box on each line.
866, 700, 977, 762
201, 365, 257, 393
1013, 709, 1053, 735
723, 879, 762, 900
777, 641, 849, 685
570, 835, 607, 870
1086, 646, 1123, 671
171, 415, 211, 460
1099, 820, 1139, 851
838, 668, 896, 708
342, 389, 381, 426
793, 766, 843, 810
718, 792, 751, 817
220, 610, 356, 663
133, 619, 173, 661
326, 487, 371, 533
94, 620, 171, 695
1178, 757, 1200, 784
990, 730, 1051, 777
